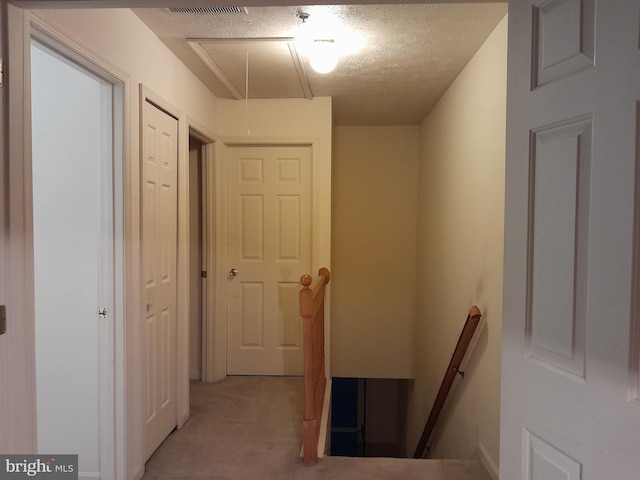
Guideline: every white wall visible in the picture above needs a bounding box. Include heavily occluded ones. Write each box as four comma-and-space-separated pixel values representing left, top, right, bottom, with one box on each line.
331, 126, 418, 379
34, 9, 220, 479
40, 9, 218, 133
407, 16, 507, 475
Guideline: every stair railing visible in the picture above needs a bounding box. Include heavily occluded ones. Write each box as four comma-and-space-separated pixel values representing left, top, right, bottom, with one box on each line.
299, 267, 330, 465
413, 305, 483, 459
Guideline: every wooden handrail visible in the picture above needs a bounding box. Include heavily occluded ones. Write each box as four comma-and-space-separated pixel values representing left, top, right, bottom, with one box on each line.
413, 306, 483, 459
299, 267, 330, 465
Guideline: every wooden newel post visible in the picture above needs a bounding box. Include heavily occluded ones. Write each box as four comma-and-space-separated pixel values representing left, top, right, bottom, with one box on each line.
299, 269, 330, 466
300, 273, 317, 465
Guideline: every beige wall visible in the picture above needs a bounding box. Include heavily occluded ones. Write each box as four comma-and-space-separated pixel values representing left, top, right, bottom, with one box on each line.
331, 126, 418, 379
34, 9, 222, 480
40, 8, 219, 132
407, 16, 507, 475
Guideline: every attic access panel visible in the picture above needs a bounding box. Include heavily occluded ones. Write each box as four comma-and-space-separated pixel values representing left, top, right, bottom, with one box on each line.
188, 38, 312, 100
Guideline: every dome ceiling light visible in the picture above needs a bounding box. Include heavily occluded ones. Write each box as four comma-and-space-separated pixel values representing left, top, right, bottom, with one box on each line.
308, 39, 338, 74
295, 10, 364, 75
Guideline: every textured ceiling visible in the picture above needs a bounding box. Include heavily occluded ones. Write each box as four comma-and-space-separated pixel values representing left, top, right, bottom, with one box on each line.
133, 4, 507, 125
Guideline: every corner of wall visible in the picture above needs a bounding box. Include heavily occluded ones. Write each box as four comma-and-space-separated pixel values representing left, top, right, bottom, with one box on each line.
408, 13, 507, 466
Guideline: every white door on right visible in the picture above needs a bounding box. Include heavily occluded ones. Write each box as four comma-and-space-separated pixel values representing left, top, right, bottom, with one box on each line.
502, 1, 640, 479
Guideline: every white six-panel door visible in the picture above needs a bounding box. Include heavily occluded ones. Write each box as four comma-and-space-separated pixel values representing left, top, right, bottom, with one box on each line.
142, 100, 178, 461
501, 0, 640, 478
226, 145, 312, 376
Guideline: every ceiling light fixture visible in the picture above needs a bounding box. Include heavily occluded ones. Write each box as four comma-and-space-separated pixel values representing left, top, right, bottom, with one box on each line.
296, 11, 310, 23
295, 11, 339, 74
308, 40, 338, 74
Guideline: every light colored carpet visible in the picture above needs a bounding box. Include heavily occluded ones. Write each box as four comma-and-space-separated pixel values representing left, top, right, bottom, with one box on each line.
142, 377, 491, 480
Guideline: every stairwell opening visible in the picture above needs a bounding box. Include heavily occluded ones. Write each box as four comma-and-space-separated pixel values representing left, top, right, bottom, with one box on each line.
330, 377, 410, 458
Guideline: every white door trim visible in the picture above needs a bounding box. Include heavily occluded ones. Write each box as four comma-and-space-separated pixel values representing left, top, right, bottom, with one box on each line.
6, 8, 129, 478
186, 116, 218, 383
0, 0, 11, 455
212, 136, 327, 380
4, 4, 38, 453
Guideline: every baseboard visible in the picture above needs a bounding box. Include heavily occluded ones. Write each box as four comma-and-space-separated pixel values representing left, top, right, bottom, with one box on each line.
478, 442, 499, 480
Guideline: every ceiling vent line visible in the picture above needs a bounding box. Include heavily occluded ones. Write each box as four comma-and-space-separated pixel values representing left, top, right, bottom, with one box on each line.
168, 6, 247, 15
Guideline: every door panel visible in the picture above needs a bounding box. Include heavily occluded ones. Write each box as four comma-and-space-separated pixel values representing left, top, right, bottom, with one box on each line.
501, 1, 640, 478
143, 101, 178, 461
227, 146, 311, 375
31, 41, 113, 479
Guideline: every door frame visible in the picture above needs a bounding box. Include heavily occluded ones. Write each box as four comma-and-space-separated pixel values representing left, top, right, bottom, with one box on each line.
7, 8, 128, 478
186, 117, 218, 382
211, 138, 325, 380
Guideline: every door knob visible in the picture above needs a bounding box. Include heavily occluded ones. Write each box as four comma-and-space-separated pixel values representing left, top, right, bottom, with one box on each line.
229, 268, 239, 277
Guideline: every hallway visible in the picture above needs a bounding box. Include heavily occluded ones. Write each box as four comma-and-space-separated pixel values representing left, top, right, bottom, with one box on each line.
142, 377, 491, 480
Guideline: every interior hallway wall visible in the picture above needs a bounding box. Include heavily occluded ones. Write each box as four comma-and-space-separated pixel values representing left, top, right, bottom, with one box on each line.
331, 126, 418, 379
40, 9, 219, 130
35, 9, 220, 479
407, 16, 507, 475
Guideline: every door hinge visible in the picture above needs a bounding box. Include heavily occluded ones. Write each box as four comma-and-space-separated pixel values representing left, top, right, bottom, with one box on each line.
0, 57, 3, 88
0, 305, 6, 335
98, 307, 107, 319
201, 270, 207, 278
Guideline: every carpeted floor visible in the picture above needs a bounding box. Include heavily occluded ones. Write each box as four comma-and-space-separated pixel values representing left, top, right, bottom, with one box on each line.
142, 377, 491, 480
